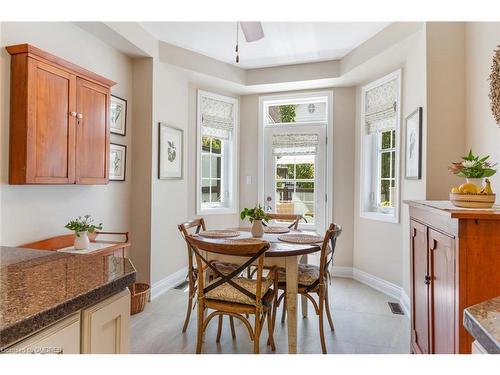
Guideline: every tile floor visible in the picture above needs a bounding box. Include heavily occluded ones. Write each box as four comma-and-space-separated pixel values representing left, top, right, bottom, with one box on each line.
131, 277, 410, 354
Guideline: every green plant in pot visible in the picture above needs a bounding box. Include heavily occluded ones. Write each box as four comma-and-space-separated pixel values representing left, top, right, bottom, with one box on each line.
449, 150, 497, 188
65, 215, 102, 250
240, 205, 270, 238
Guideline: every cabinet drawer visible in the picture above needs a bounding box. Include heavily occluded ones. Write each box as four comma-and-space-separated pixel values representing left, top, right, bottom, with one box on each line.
6, 313, 80, 354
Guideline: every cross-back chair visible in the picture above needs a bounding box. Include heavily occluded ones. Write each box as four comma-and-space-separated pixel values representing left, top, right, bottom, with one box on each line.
272, 223, 342, 354
185, 235, 277, 354
264, 213, 304, 230
178, 218, 240, 337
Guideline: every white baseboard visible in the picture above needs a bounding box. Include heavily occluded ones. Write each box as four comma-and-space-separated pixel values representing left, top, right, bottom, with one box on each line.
150, 267, 188, 301
333, 266, 410, 319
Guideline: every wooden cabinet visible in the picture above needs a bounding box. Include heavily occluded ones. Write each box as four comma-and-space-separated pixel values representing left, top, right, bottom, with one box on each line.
407, 201, 500, 354
81, 289, 130, 354
7, 44, 115, 185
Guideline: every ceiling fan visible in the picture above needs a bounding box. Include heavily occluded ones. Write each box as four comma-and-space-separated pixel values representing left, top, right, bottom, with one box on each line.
235, 22, 264, 63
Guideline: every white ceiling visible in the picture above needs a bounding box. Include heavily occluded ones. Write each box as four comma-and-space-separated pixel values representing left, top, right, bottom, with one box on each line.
140, 22, 390, 69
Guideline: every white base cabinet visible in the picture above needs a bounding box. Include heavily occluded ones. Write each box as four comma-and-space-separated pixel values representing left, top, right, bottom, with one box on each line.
4, 289, 130, 354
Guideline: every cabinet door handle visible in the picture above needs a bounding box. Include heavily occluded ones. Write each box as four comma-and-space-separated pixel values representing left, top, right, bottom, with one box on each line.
69, 111, 77, 117
429, 238, 437, 251
76, 113, 83, 119
424, 275, 431, 285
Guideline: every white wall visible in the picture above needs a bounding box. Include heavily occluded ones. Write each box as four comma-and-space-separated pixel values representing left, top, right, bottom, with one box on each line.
149, 61, 240, 285
353, 27, 427, 288
465, 23, 500, 198
0, 22, 133, 246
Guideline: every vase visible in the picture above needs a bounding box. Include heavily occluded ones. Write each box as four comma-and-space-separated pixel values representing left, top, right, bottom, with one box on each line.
466, 178, 485, 189
74, 231, 90, 250
251, 220, 264, 238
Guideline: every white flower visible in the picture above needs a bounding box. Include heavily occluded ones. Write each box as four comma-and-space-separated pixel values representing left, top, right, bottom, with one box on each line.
462, 160, 476, 168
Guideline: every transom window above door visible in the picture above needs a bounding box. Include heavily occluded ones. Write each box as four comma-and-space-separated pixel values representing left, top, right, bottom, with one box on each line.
264, 98, 328, 125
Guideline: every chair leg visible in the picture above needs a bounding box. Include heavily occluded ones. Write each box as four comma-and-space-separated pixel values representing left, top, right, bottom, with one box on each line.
266, 311, 276, 351
318, 286, 327, 354
229, 316, 236, 339
182, 292, 193, 333
281, 295, 287, 323
216, 315, 223, 343
196, 302, 204, 354
324, 283, 335, 331
254, 311, 261, 354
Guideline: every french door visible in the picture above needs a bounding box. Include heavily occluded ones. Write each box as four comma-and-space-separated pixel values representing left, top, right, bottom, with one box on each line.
263, 124, 327, 231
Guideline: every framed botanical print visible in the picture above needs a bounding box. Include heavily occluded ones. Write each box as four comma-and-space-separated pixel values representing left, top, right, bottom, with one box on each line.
405, 107, 423, 180
109, 143, 127, 181
110, 95, 127, 135
159, 123, 183, 180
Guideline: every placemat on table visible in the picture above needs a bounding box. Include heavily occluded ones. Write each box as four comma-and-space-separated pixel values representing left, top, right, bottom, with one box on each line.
277, 233, 323, 244
264, 226, 290, 234
198, 230, 240, 238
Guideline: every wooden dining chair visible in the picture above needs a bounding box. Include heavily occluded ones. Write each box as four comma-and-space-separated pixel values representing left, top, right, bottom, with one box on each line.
185, 235, 278, 354
178, 219, 240, 337
264, 213, 303, 230
272, 223, 342, 354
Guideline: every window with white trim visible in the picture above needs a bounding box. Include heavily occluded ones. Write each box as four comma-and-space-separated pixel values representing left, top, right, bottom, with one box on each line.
197, 90, 238, 214
360, 70, 401, 223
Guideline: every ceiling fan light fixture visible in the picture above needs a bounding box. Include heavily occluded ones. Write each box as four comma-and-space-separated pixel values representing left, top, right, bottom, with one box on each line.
239, 22, 264, 42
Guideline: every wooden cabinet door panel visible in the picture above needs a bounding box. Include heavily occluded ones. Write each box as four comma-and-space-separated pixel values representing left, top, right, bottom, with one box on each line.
429, 229, 456, 354
75, 78, 109, 184
81, 289, 130, 354
27, 59, 76, 183
410, 220, 429, 354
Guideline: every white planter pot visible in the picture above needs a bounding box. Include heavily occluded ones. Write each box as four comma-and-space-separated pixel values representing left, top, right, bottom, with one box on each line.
251, 220, 264, 238
466, 178, 485, 188
74, 231, 90, 250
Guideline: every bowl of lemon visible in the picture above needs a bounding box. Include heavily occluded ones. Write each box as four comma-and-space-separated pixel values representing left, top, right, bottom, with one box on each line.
450, 179, 495, 208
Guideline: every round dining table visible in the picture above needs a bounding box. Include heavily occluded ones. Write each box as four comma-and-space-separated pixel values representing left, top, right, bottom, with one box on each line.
194, 227, 322, 354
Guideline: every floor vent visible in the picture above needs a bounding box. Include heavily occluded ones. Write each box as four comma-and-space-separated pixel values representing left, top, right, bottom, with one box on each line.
388, 302, 404, 315
174, 281, 189, 290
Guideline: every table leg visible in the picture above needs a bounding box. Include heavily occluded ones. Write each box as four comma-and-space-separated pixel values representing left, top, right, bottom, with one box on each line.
285, 255, 298, 354
300, 254, 308, 318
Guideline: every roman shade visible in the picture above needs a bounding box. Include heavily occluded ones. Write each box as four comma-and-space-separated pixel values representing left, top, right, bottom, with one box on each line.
272, 133, 319, 156
200, 95, 234, 140
364, 78, 398, 134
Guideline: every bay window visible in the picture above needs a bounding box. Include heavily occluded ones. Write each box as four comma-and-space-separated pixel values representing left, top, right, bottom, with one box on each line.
360, 70, 401, 222
197, 90, 238, 214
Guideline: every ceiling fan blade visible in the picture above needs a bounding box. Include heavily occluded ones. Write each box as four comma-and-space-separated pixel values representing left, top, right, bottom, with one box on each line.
239, 22, 264, 42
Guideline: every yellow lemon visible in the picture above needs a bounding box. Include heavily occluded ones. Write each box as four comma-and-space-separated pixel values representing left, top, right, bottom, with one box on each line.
458, 183, 480, 194
451, 187, 460, 194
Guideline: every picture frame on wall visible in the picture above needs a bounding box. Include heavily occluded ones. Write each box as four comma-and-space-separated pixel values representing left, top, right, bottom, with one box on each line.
158, 123, 183, 180
405, 107, 423, 180
110, 95, 127, 136
109, 143, 127, 181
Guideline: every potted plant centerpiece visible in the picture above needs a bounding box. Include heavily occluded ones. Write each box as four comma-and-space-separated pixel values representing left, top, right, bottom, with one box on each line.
65, 215, 102, 250
240, 205, 270, 238
448, 150, 497, 208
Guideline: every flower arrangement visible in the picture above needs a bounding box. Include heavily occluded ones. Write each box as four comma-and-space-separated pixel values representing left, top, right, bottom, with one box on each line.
65, 215, 102, 236
448, 150, 497, 179
240, 205, 270, 223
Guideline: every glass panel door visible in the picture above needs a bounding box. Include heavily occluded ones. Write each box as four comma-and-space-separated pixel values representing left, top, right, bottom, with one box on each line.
264, 125, 326, 231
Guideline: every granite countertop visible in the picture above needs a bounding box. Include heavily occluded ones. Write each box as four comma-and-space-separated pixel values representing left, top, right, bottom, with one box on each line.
0, 246, 136, 350
463, 296, 500, 354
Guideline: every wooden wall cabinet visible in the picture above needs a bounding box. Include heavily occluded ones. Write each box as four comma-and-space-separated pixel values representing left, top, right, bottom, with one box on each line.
407, 201, 500, 354
7, 44, 116, 185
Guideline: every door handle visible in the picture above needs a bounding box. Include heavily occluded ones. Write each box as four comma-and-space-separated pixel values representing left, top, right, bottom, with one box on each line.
76, 113, 83, 119
265, 196, 272, 211
69, 111, 77, 117
424, 275, 431, 285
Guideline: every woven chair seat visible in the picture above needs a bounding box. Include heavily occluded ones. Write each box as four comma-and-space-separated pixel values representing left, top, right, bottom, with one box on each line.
205, 277, 273, 306
277, 264, 321, 286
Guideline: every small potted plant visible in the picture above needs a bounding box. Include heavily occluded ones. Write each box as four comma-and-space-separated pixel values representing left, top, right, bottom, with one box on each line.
240, 205, 270, 238
449, 150, 497, 188
65, 215, 102, 250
